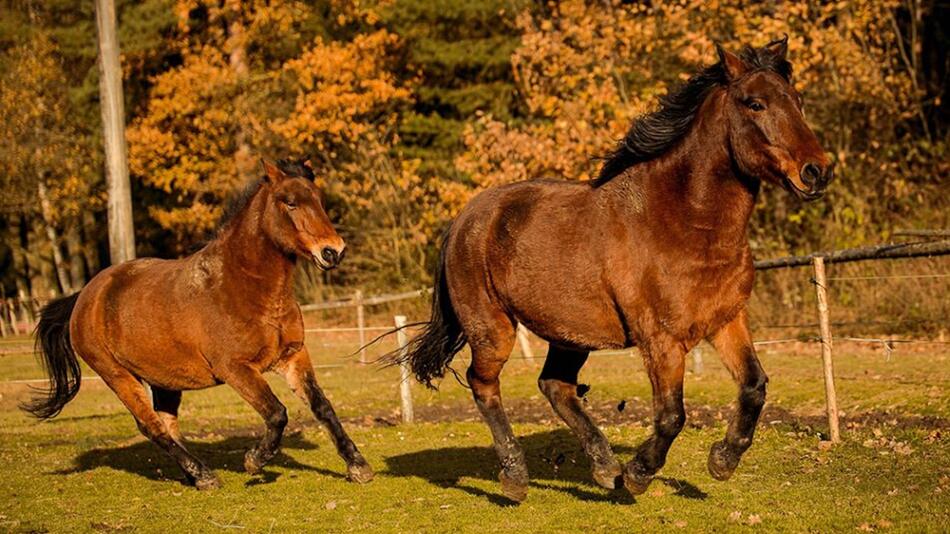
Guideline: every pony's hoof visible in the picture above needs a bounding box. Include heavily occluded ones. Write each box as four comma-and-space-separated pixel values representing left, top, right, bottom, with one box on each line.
707, 440, 740, 481
592, 460, 623, 490
195, 473, 222, 491
622, 463, 653, 495
499, 470, 528, 503
244, 450, 264, 475
347, 462, 375, 484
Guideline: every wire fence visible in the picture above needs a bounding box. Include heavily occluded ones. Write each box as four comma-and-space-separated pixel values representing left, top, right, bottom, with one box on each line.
1, 238, 948, 435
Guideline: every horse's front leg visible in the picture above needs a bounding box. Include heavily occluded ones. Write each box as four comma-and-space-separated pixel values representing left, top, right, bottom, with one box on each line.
623, 339, 686, 495
707, 309, 768, 481
277, 347, 374, 483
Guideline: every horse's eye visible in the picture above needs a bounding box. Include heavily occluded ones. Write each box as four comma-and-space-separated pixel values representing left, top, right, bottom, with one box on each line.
282, 198, 297, 210
746, 99, 765, 112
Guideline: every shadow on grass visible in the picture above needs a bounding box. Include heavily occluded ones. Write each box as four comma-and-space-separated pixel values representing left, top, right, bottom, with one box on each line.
53, 431, 346, 487
383, 428, 707, 505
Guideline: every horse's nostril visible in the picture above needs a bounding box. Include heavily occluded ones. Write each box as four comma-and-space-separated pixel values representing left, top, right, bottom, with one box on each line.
321, 247, 338, 265
800, 163, 822, 187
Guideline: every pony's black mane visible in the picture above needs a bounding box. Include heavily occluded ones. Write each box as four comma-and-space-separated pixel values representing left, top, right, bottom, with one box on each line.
593, 39, 792, 186
216, 158, 315, 230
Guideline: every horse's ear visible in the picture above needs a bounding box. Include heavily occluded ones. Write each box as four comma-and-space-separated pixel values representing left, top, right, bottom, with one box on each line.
715, 42, 748, 81
765, 34, 789, 60
261, 159, 286, 184
302, 158, 316, 181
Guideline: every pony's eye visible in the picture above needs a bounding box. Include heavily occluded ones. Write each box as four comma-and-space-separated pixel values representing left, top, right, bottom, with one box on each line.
282, 198, 297, 210
746, 99, 766, 112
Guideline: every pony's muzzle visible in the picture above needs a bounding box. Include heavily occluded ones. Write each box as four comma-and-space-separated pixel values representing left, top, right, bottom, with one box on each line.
313, 243, 345, 270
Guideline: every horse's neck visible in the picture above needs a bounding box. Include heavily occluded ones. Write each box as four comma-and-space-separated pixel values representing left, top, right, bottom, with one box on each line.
605, 97, 756, 247
214, 192, 296, 303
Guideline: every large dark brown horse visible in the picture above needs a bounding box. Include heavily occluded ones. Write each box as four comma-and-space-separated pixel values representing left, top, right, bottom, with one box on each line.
24, 159, 374, 489
397, 38, 833, 502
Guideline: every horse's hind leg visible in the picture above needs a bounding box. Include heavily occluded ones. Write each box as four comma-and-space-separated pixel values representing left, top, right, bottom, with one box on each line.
218, 365, 288, 475
277, 347, 374, 483
623, 338, 686, 495
152, 387, 184, 444
466, 316, 527, 502
706, 310, 767, 481
539, 346, 621, 489
99, 367, 219, 489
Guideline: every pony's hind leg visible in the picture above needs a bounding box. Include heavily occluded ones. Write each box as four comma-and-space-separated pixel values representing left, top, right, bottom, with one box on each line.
538, 346, 621, 489
152, 387, 184, 444
706, 310, 767, 481
100, 367, 219, 489
218, 365, 288, 475
622, 339, 687, 496
277, 347, 374, 483
466, 318, 528, 502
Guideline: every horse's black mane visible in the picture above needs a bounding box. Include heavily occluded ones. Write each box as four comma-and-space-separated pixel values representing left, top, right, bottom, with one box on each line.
216, 158, 315, 230
593, 39, 792, 186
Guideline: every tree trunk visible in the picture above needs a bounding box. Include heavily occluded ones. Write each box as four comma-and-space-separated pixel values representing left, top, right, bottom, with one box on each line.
65, 221, 86, 289
37, 181, 72, 294
95, 0, 136, 265
227, 15, 254, 182
81, 211, 102, 277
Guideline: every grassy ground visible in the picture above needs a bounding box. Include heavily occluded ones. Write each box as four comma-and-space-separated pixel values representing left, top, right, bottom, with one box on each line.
0, 333, 947, 533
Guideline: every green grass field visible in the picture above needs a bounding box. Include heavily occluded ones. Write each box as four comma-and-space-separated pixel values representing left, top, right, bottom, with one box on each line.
0, 333, 947, 533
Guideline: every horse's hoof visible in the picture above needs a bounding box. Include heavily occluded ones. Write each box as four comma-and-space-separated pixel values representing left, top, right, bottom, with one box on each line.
244, 451, 263, 475
592, 460, 623, 490
707, 440, 740, 481
195, 473, 222, 491
347, 462, 375, 484
499, 470, 528, 503
622, 463, 653, 496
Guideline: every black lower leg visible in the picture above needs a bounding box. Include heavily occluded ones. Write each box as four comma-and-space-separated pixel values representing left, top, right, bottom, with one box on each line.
469, 367, 527, 502
302, 379, 373, 482
245, 404, 287, 474
539, 347, 620, 488
709, 359, 768, 480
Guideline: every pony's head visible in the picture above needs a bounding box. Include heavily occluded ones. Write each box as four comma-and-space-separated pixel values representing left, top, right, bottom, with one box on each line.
717, 37, 833, 200
259, 158, 345, 270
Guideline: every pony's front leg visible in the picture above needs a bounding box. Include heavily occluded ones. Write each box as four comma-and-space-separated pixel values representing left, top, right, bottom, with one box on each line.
277, 348, 374, 483
218, 364, 288, 474
623, 340, 686, 495
706, 310, 768, 481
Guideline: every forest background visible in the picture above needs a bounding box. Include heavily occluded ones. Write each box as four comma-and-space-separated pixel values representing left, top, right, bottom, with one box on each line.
0, 0, 946, 333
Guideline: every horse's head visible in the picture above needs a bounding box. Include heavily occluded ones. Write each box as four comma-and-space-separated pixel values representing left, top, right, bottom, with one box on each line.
719, 37, 833, 200
259, 158, 345, 270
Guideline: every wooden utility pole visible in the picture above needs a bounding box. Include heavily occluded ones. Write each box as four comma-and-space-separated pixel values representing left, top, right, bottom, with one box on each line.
95, 0, 136, 265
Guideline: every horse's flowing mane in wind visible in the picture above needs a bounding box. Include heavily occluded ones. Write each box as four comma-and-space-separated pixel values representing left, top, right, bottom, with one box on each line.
594, 38, 793, 186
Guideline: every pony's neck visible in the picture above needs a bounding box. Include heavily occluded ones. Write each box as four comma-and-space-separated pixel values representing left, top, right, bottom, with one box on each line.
215, 186, 297, 304
604, 89, 757, 245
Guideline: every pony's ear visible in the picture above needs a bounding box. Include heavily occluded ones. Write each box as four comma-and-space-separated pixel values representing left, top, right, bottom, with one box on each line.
765, 34, 789, 60
716, 42, 749, 81
261, 159, 286, 184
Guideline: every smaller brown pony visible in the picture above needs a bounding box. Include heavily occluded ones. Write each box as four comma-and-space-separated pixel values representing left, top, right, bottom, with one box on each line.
23, 159, 373, 489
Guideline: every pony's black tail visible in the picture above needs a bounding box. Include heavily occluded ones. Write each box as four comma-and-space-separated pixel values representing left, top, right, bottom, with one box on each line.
394, 238, 467, 389
21, 293, 81, 419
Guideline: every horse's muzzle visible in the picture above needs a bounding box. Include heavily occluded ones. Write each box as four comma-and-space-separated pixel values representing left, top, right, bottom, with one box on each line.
793, 160, 834, 200
313, 245, 345, 270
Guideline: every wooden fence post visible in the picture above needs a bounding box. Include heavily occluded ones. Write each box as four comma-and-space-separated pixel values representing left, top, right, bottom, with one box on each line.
394, 315, 414, 423
355, 290, 366, 363
691, 343, 704, 375
812, 256, 841, 443
516, 323, 535, 362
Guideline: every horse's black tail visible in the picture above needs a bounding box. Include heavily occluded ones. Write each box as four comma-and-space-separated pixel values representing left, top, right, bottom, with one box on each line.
21, 293, 81, 419
394, 238, 467, 389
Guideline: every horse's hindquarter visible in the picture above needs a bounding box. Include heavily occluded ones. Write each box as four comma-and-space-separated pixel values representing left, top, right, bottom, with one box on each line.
449, 180, 628, 350
70, 257, 223, 390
